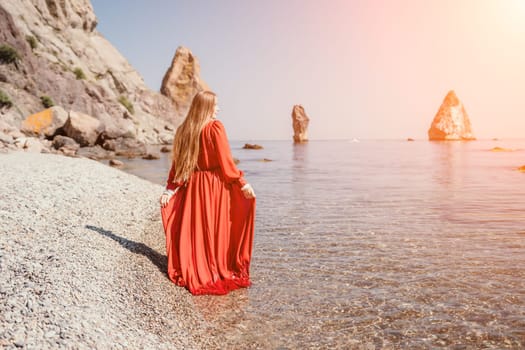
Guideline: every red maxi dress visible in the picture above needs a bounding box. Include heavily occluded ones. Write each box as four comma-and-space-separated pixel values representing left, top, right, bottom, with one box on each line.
160, 120, 256, 295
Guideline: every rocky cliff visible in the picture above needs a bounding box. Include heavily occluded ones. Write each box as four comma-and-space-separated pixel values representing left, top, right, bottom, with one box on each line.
0, 0, 205, 157
428, 90, 475, 141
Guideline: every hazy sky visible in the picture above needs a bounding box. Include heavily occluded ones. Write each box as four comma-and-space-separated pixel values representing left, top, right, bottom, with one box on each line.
91, 0, 525, 140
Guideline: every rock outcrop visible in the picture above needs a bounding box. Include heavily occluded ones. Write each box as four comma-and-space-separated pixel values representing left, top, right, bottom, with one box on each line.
491, 147, 515, 152
51, 135, 79, 156
161, 46, 210, 116
63, 111, 103, 146
243, 143, 263, 150
292, 105, 310, 143
0, 0, 189, 156
21, 106, 68, 137
109, 159, 123, 167
103, 138, 146, 157
428, 91, 475, 141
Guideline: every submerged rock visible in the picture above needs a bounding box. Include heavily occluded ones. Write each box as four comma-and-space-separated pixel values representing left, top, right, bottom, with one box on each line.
109, 159, 124, 167
428, 91, 475, 141
243, 143, 263, 150
142, 153, 160, 160
292, 105, 310, 143
490, 147, 515, 152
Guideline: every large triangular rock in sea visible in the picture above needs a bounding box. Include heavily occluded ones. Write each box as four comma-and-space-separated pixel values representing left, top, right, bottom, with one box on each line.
292, 105, 310, 143
428, 90, 476, 141
161, 46, 210, 117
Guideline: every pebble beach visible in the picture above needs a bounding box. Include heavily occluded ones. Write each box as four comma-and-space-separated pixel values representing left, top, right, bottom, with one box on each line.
0, 151, 229, 349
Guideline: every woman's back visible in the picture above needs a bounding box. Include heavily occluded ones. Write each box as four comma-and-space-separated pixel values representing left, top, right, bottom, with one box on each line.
197, 120, 221, 171
197, 119, 246, 186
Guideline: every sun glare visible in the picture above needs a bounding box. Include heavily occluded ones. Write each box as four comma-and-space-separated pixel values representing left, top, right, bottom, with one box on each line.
504, 0, 525, 31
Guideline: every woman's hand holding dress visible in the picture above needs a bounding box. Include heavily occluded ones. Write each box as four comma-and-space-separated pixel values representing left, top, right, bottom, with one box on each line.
241, 183, 256, 199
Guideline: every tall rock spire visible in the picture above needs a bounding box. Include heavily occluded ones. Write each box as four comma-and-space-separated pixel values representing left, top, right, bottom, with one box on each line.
160, 46, 210, 117
428, 90, 475, 141
292, 105, 310, 143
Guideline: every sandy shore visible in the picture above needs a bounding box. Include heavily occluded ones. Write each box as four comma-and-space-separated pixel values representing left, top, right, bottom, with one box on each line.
0, 151, 228, 349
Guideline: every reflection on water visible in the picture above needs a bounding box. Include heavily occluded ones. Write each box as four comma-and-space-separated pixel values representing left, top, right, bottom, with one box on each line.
118, 140, 525, 348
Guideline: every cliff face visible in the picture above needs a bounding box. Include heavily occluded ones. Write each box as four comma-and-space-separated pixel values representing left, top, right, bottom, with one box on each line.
428, 90, 475, 141
0, 0, 183, 146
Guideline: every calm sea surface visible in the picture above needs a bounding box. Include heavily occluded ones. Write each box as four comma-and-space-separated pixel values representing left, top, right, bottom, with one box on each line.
119, 139, 525, 348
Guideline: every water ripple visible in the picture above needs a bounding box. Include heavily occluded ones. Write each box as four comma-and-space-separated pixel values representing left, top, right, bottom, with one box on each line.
121, 140, 525, 348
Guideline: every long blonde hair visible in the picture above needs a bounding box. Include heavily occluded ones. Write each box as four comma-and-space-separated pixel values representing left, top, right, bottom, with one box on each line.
171, 90, 217, 182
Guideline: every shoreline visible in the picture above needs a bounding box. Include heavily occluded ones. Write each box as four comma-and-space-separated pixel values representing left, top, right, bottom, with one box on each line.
0, 151, 225, 349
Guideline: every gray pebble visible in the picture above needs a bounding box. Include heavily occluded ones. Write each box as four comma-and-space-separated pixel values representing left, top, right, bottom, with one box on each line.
44, 330, 56, 338
13, 339, 25, 348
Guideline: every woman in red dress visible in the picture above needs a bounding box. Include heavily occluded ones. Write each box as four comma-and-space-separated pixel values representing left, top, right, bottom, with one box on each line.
159, 91, 256, 295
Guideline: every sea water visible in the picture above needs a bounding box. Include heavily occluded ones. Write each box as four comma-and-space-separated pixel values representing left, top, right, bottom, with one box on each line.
119, 139, 525, 348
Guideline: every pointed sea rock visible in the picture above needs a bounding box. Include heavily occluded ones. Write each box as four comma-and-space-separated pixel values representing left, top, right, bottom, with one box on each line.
292, 105, 310, 143
160, 46, 210, 116
428, 91, 475, 141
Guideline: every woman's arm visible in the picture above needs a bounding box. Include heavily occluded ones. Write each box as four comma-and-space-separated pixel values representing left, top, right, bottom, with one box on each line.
165, 162, 177, 191
165, 162, 186, 191
160, 162, 184, 207
210, 120, 247, 187
210, 120, 255, 199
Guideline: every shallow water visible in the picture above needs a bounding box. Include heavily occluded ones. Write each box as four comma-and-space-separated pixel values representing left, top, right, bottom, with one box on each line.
119, 139, 525, 348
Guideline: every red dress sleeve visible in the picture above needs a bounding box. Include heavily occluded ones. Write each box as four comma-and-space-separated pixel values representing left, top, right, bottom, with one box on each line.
210, 120, 247, 187
165, 162, 185, 190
